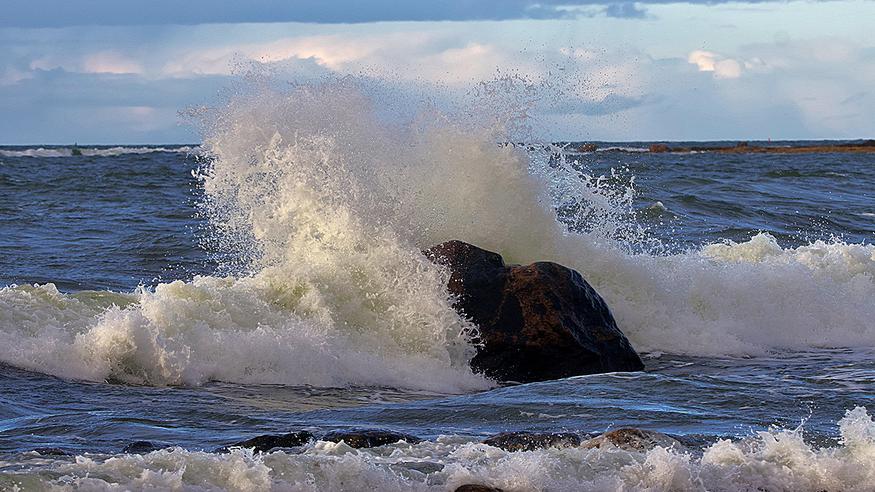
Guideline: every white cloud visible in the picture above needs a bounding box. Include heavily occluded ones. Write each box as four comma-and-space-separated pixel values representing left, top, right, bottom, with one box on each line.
82, 51, 144, 74
25, 52, 143, 75
161, 33, 434, 77
0, 67, 34, 85
687, 50, 743, 79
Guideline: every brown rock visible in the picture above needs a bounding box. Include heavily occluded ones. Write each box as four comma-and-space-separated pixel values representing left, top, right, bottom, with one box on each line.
425, 241, 644, 383
578, 143, 598, 152
649, 143, 670, 153
455, 486, 504, 492
581, 428, 682, 452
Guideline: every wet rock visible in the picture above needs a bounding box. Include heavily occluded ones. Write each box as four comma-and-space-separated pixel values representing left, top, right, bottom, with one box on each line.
122, 441, 163, 454
455, 485, 504, 492
424, 240, 644, 382
649, 143, 670, 153
216, 431, 314, 453
581, 428, 682, 452
322, 429, 421, 449
578, 143, 598, 152
30, 447, 71, 456
482, 431, 582, 452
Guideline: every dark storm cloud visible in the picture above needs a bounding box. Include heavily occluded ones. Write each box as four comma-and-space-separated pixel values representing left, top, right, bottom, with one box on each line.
0, 0, 831, 27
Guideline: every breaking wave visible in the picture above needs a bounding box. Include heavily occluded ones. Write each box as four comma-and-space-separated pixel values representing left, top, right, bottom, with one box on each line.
3, 407, 874, 491
0, 78, 873, 388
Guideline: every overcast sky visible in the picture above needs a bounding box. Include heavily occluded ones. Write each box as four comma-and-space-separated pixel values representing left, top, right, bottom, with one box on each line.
2, 0, 874, 143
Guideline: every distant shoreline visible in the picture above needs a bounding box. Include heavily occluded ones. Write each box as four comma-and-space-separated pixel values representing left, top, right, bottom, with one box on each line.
569, 140, 875, 154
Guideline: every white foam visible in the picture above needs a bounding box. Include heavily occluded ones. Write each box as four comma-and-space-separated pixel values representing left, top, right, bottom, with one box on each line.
3, 407, 873, 491
1, 78, 874, 388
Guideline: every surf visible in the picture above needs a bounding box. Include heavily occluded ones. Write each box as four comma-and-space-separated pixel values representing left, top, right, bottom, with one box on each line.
0, 77, 873, 390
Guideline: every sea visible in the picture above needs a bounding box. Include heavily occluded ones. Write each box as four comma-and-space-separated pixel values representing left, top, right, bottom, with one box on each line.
1, 81, 874, 491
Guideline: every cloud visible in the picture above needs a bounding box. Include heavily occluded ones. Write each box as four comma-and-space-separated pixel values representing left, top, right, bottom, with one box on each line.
558, 93, 658, 115
162, 33, 429, 76
160, 34, 532, 85
688, 50, 743, 79
22, 52, 144, 75
604, 3, 649, 18
82, 52, 144, 74
0, 0, 837, 27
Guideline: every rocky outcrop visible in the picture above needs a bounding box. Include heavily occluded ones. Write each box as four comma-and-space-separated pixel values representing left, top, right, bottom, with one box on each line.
122, 441, 163, 454
322, 429, 421, 448
482, 431, 582, 451
215, 429, 420, 453
425, 241, 644, 383
581, 428, 682, 452
216, 431, 314, 453
30, 447, 71, 456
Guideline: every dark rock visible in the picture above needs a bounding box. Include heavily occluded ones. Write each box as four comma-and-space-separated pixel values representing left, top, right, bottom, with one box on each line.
482, 431, 582, 452
578, 143, 598, 152
649, 143, 670, 153
216, 431, 314, 453
424, 240, 644, 382
581, 428, 682, 452
455, 485, 504, 492
122, 441, 163, 454
30, 447, 71, 456
322, 429, 421, 449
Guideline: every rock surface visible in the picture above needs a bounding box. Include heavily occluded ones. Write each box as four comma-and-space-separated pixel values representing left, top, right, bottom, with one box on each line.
455, 485, 504, 492
482, 431, 582, 452
122, 441, 163, 454
322, 429, 421, 448
581, 428, 682, 452
425, 240, 644, 382
217, 431, 314, 453
30, 447, 71, 456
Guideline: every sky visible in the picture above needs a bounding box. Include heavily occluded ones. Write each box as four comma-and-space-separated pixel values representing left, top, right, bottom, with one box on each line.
1, 0, 874, 143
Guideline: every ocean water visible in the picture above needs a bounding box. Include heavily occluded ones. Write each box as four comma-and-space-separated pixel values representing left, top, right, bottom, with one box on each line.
1, 81, 874, 491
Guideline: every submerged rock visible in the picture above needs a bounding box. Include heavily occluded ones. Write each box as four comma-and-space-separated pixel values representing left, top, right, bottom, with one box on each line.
425, 240, 644, 382
216, 431, 314, 453
322, 429, 421, 449
30, 447, 71, 456
122, 441, 163, 454
581, 428, 682, 452
455, 485, 504, 492
482, 431, 582, 452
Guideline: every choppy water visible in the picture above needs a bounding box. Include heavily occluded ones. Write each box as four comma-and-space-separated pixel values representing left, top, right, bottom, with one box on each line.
1, 82, 874, 491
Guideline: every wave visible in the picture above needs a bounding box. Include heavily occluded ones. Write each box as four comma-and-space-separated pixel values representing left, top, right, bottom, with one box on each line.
0, 146, 196, 158
0, 78, 873, 388
3, 407, 874, 491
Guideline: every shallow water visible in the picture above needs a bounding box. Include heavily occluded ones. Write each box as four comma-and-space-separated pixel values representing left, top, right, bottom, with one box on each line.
1, 89, 874, 490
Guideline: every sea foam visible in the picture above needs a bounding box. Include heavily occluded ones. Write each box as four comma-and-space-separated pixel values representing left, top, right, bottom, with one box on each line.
2, 407, 873, 491
0, 78, 873, 388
